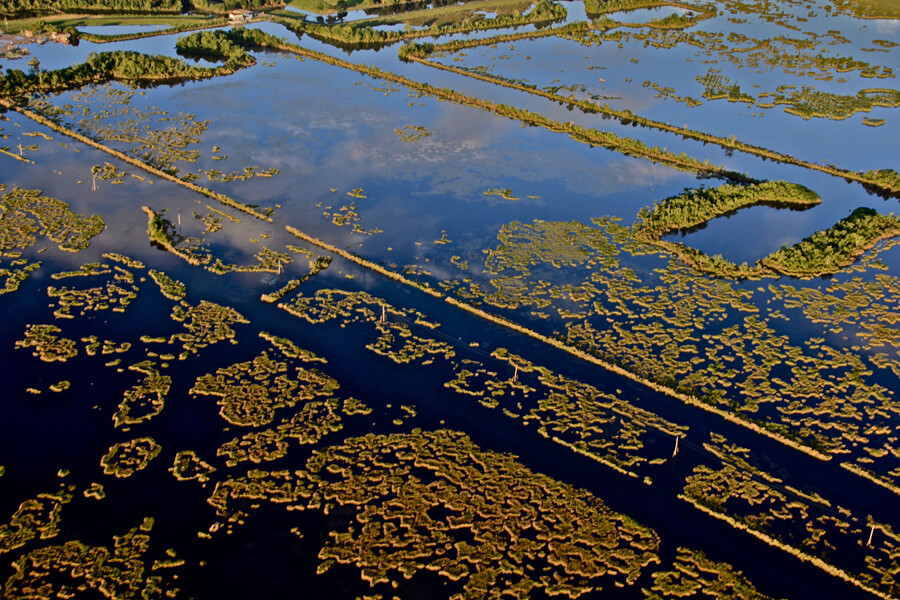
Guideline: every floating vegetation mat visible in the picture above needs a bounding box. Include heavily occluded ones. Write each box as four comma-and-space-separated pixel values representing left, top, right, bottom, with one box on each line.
434, 197, 900, 491
2, 517, 183, 599
1, 187, 104, 254
681, 433, 900, 599
447, 348, 686, 481
1, 0, 899, 597
208, 428, 660, 598
643, 547, 782, 600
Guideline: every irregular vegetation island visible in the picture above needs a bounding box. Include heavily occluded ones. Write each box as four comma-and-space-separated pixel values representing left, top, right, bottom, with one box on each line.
0, 0, 898, 598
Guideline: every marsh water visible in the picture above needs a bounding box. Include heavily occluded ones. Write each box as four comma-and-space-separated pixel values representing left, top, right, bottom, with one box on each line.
1, 1, 899, 598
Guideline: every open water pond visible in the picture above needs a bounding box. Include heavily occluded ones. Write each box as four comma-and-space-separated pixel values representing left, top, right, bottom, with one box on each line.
1, 1, 900, 599
429, 2, 900, 170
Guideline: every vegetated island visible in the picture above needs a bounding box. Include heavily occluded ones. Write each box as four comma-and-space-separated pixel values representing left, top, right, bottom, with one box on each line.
634, 181, 900, 279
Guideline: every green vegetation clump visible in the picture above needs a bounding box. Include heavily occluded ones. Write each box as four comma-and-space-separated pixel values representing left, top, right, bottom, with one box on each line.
169, 299, 249, 356
0, 259, 41, 296
644, 547, 781, 599
1, 521, 182, 599
113, 361, 171, 427
170, 450, 216, 483
15, 324, 78, 362
175, 28, 282, 70
584, 0, 677, 18
258, 331, 327, 363
190, 351, 339, 426
0, 187, 104, 253
632, 184, 900, 279
102, 252, 144, 269
278, 0, 565, 47
149, 269, 186, 301
0, 485, 73, 555
394, 124, 432, 141
366, 320, 456, 364
216, 398, 343, 466
0, 0, 180, 17
47, 265, 139, 317
0, 50, 247, 98
100, 437, 162, 477
829, 0, 900, 19
446, 348, 686, 479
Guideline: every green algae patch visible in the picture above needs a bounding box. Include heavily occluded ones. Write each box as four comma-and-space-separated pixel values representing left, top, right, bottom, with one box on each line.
208, 429, 660, 597
101, 437, 162, 478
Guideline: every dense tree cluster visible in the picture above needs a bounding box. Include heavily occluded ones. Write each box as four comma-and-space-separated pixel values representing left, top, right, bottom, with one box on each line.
0, 0, 279, 17
762, 207, 900, 276
0, 0, 181, 17
0, 29, 279, 97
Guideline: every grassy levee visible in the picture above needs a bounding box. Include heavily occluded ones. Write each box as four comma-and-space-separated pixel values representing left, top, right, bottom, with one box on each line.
269, 0, 567, 48
584, 0, 693, 17
840, 462, 900, 498
681, 497, 896, 600
243, 34, 749, 181
0, 147, 35, 163
0, 101, 273, 222
401, 41, 900, 197
76, 17, 231, 43
284, 226, 444, 297
286, 206, 835, 462
3, 25, 879, 474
